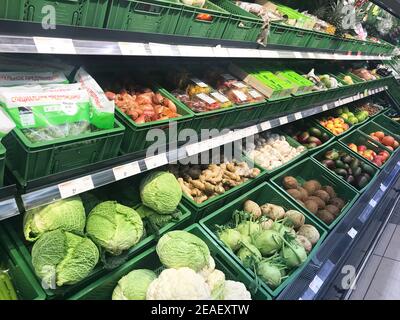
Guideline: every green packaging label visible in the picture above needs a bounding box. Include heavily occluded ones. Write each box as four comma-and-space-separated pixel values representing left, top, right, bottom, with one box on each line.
0, 71, 68, 86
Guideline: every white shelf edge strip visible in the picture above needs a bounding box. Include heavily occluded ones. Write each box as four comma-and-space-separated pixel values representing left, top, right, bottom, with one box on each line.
20, 86, 386, 211
0, 35, 393, 60
0, 198, 19, 221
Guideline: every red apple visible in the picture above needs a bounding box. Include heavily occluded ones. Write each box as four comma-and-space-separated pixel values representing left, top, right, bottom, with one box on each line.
358, 145, 367, 152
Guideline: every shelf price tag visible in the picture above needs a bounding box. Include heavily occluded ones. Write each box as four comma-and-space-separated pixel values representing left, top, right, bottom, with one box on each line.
243, 125, 259, 137
322, 105, 329, 111
213, 46, 229, 57
380, 184, 387, 192
58, 175, 94, 199
260, 121, 271, 131
279, 116, 288, 125
113, 162, 141, 181
118, 42, 147, 56
369, 199, 377, 208
309, 275, 323, 294
34, 37, 76, 54
145, 153, 168, 170
149, 43, 174, 56
293, 52, 302, 59
294, 112, 302, 120
347, 228, 358, 239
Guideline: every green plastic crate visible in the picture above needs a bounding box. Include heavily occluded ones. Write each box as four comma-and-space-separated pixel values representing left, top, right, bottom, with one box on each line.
257, 97, 290, 121
181, 156, 267, 223
231, 101, 265, 128
336, 38, 356, 53
358, 121, 400, 153
267, 23, 291, 46
271, 157, 359, 230
307, 31, 338, 51
0, 0, 25, 20
0, 227, 46, 300
117, 88, 194, 154
312, 141, 379, 193
106, 0, 182, 35
211, 0, 262, 42
373, 114, 400, 137
4, 188, 191, 299
175, 0, 229, 39
244, 131, 308, 177
23, 0, 108, 27
284, 26, 313, 48
2, 120, 125, 186
69, 224, 272, 300
200, 181, 327, 297
0, 143, 5, 187
338, 130, 393, 170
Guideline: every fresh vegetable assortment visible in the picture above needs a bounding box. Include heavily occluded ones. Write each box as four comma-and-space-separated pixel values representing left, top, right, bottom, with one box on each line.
347, 142, 390, 167
318, 148, 376, 190
216, 201, 320, 290
283, 122, 331, 149
245, 132, 306, 171
169, 160, 261, 204
105, 85, 181, 124
21, 171, 184, 289
281, 176, 347, 225
112, 230, 252, 300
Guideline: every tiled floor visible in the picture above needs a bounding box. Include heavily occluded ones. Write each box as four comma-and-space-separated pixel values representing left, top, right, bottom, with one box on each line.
350, 210, 400, 300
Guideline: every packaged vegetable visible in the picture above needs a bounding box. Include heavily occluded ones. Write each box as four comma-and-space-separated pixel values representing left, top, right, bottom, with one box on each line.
173, 90, 221, 113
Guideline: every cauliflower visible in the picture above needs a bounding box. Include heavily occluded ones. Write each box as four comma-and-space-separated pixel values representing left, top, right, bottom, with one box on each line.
146, 268, 211, 300
223, 280, 252, 300
205, 269, 225, 300
198, 256, 215, 279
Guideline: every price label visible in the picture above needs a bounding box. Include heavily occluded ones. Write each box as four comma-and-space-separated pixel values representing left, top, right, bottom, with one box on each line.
322, 104, 329, 111
232, 81, 247, 89
279, 116, 288, 125
113, 162, 141, 181
243, 125, 259, 137
309, 275, 323, 294
118, 42, 147, 56
34, 37, 76, 54
58, 175, 94, 199
197, 93, 216, 104
334, 100, 341, 107
293, 52, 302, 59
178, 45, 213, 57
232, 89, 248, 102
294, 112, 302, 120
249, 90, 262, 99
369, 199, 377, 208
210, 92, 229, 103
191, 78, 208, 88
213, 46, 229, 57
145, 153, 168, 170
260, 121, 271, 131
149, 43, 174, 56
380, 184, 387, 192
347, 228, 358, 239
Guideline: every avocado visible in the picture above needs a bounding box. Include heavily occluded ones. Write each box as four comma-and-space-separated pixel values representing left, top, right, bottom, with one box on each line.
346, 175, 356, 186
335, 160, 346, 169
307, 136, 322, 146
352, 167, 362, 177
343, 163, 350, 170
334, 168, 348, 177
321, 132, 330, 142
325, 150, 339, 161
350, 158, 360, 171
356, 175, 370, 189
342, 155, 353, 164
322, 159, 335, 169
360, 162, 375, 176
308, 127, 322, 138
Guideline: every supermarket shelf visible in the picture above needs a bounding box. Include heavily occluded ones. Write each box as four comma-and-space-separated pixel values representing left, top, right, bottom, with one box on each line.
0, 21, 392, 60
0, 184, 19, 221
0, 34, 393, 60
277, 151, 400, 300
20, 86, 387, 212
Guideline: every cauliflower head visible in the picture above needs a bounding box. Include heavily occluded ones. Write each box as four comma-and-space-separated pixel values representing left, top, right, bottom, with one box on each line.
223, 280, 252, 300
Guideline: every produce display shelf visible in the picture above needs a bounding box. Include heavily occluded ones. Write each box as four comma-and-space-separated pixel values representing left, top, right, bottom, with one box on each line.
18, 86, 388, 214
276, 150, 400, 300
0, 20, 393, 60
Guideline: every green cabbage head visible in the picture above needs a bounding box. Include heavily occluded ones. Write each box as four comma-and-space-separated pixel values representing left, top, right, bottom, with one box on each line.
112, 269, 157, 300
31, 229, 99, 287
157, 230, 210, 272
23, 196, 86, 242
140, 171, 182, 215
86, 201, 144, 256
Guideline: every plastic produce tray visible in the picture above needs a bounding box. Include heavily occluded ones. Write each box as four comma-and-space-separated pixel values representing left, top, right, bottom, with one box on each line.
117, 88, 194, 154
358, 121, 400, 153
2, 120, 125, 186
271, 157, 359, 230
69, 224, 272, 300
175, 0, 230, 39
311, 141, 379, 193
212, 0, 263, 42
106, 0, 182, 35
257, 97, 290, 121
307, 31, 338, 51
373, 114, 400, 138
0, 227, 46, 300
200, 182, 327, 297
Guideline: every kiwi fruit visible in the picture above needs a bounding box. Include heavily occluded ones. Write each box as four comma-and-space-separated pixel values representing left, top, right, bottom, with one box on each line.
314, 190, 330, 203
287, 189, 302, 200
325, 204, 340, 217
303, 180, 322, 195
322, 186, 336, 199
329, 197, 345, 210
307, 196, 326, 209
316, 210, 335, 225
283, 176, 299, 189
297, 187, 309, 201
304, 200, 319, 214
